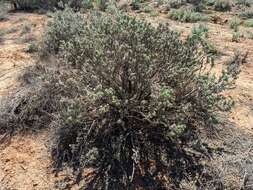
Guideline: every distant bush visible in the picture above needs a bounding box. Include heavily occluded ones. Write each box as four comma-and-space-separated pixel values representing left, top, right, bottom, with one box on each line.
229, 17, 241, 32
169, 8, 208, 22
24, 42, 39, 53
238, 9, 253, 19
214, 0, 231, 11
0, 29, 5, 42
205, 0, 216, 6
20, 22, 32, 35
232, 31, 242, 42
168, 0, 186, 8
188, 24, 218, 56
190, 23, 209, 38
16, 33, 36, 43
81, 0, 94, 10
246, 30, 253, 39
187, 0, 205, 12
244, 18, 253, 27
5, 0, 87, 10
235, 0, 252, 7
0, 1, 9, 21
96, 0, 108, 11
41, 8, 85, 55
142, 5, 151, 12
131, 0, 141, 10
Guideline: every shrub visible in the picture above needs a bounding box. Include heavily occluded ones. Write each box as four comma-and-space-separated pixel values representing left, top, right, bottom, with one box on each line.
169, 8, 208, 22
238, 9, 253, 19
96, 0, 108, 11
187, 0, 206, 12
188, 24, 218, 56
204, 0, 216, 6
0, 29, 5, 43
81, 0, 94, 10
16, 33, 36, 43
246, 30, 253, 39
168, 0, 186, 8
190, 23, 209, 38
232, 31, 242, 42
24, 42, 38, 53
20, 22, 32, 35
0, 1, 9, 21
235, 0, 252, 7
244, 18, 253, 27
51, 13, 241, 189
142, 5, 153, 13
214, 0, 231, 11
229, 17, 241, 32
41, 8, 85, 55
150, 9, 159, 16
131, 0, 141, 10
4, 0, 86, 10
5, 0, 57, 10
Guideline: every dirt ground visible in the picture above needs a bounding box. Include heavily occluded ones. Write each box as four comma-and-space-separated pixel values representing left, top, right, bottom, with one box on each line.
0, 13, 56, 190
0, 9, 252, 190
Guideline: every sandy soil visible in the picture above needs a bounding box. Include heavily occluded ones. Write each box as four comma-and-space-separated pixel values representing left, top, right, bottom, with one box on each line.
0, 9, 252, 190
0, 12, 45, 96
0, 12, 55, 190
0, 131, 55, 190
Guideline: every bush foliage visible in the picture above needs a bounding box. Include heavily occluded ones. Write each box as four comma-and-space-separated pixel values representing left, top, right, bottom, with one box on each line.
169, 8, 208, 22
41, 7, 85, 55
214, 0, 231, 11
229, 17, 241, 32
238, 8, 253, 19
244, 18, 253, 27
46, 11, 240, 189
3, 0, 90, 10
0, 8, 244, 190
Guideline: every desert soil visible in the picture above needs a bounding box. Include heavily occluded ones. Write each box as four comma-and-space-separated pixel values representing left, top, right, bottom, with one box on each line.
0, 10, 252, 190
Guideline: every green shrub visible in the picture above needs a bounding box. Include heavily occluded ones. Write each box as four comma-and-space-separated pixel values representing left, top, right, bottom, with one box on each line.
0, 13, 7, 21
169, 8, 208, 22
168, 0, 186, 8
190, 23, 209, 38
16, 33, 36, 44
96, 0, 108, 11
5, 0, 57, 10
214, 0, 231, 11
131, 0, 141, 10
0, 1, 9, 21
41, 8, 85, 55
187, 0, 206, 12
188, 24, 218, 56
81, 0, 94, 10
142, 5, 153, 13
229, 17, 241, 32
0, 29, 5, 42
20, 22, 32, 35
246, 30, 253, 39
24, 42, 38, 53
235, 0, 252, 7
238, 9, 253, 19
232, 31, 242, 42
53, 13, 240, 189
204, 0, 216, 6
5, 0, 86, 10
244, 18, 253, 27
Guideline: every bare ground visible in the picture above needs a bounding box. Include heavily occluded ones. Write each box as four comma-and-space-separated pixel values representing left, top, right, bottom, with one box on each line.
0, 10, 252, 190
